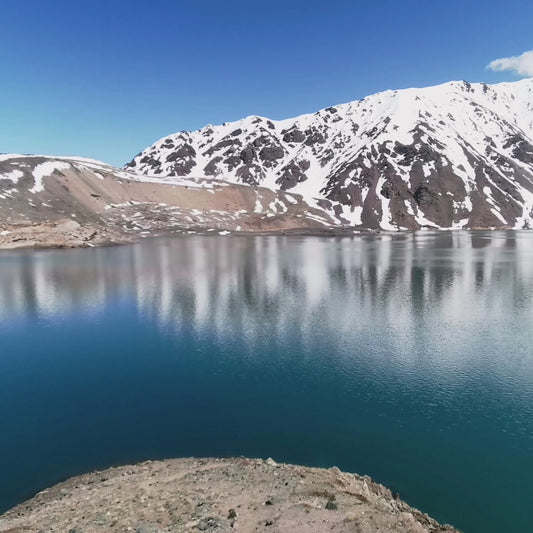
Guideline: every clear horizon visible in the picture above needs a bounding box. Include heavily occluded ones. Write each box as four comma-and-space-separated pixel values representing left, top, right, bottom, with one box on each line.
2, 0, 532, 167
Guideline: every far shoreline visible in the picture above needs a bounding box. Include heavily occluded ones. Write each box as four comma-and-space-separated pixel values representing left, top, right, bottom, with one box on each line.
0, 223, 528, 252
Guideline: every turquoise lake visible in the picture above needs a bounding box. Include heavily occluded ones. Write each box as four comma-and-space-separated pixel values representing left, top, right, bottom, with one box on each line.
1, 232, 533, 532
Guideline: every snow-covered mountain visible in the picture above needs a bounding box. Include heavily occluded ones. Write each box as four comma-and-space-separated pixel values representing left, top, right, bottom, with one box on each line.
127, 79, 533, 230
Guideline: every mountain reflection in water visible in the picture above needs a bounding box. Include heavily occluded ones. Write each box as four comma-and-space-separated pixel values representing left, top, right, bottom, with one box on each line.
2, 232, 533, 326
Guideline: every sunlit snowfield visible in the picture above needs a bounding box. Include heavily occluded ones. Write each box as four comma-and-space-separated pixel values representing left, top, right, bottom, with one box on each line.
1, 232, 533, 532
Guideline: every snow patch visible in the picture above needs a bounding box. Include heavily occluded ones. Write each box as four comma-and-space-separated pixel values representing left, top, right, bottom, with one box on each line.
0, 170, 23, 184
30, 162, 70, 193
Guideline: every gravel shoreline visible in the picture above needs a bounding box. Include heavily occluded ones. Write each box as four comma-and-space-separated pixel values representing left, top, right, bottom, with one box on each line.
0, 221, 377, 251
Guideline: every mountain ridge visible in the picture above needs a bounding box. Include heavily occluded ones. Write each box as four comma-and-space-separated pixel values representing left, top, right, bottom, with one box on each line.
126, 78, 533, 230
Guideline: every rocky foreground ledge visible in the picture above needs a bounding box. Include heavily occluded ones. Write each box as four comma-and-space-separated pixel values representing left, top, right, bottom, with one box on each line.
0, 458, 459, 533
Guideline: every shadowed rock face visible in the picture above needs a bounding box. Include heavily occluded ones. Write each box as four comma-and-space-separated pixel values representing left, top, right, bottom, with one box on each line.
126, 78, 533, 230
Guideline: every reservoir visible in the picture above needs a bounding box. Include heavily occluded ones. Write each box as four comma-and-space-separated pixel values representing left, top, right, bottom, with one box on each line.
1, 232, 533, 533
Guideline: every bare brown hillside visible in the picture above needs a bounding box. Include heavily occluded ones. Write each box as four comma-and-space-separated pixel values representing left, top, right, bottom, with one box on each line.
0, 155, 342, 249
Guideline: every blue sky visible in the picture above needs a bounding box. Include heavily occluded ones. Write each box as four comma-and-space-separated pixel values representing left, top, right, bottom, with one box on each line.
1, 0, 532, 166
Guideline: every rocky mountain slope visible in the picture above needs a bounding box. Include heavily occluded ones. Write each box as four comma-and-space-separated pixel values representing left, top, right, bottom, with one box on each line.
0, 457, 459, 532
127, 78, 533, 230
0, 155, 339, 248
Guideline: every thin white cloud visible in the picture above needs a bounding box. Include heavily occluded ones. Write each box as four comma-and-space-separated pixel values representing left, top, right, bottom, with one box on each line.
488, 50, 533, 77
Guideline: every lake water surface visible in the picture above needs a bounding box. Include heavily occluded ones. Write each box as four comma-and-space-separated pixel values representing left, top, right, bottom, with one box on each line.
1, 232, 533, 532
